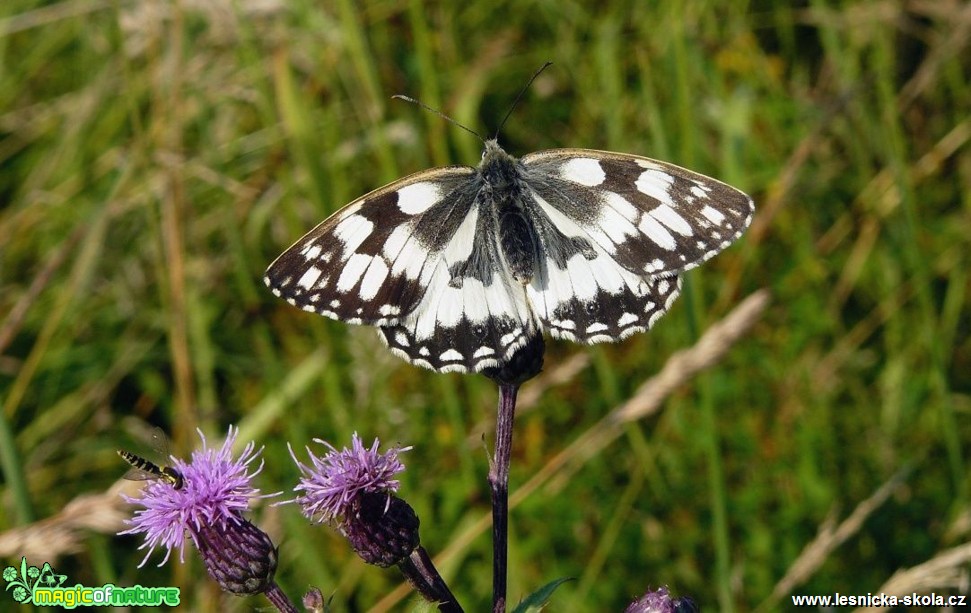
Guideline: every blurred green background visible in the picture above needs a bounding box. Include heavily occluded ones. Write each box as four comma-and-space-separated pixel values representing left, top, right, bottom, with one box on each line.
1, 0, 969, 611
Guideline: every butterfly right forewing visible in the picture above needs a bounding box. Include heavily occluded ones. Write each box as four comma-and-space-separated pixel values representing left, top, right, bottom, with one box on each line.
522, 149, 754, 278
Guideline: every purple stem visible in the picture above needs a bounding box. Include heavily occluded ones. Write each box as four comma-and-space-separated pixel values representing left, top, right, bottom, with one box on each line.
489, 383, 519, 613
399, 546, 464, 612
264, 581, 299, 613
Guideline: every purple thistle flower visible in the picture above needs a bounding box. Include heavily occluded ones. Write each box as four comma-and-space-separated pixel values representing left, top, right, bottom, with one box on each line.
287, 433, 410, 525
120, 426, 281, 597
625, 586, 697, 613
287, 434, 419, 567
286, 434, 461, 609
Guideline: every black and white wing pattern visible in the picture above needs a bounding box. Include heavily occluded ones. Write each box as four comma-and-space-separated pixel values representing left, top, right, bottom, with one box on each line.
519, 148, 752, 343
265, 139, 753, 376
264, 163, 539, 374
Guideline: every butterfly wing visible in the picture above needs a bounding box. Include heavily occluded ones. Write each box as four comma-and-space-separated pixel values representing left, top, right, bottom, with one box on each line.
522, 149, 753, 276
520, 149, 752, 343
266, 166, 540, 373
378, 200, 538, 373
265, 166, 481, 326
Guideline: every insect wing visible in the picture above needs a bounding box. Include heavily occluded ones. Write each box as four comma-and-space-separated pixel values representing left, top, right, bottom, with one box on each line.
521, 149, 753, 276
118, 428, 182, 487
264, 165, 478, 326
519, 149, 752, 343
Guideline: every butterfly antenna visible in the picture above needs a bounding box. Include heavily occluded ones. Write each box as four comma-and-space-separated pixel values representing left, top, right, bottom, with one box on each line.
392, 95, 485, 143
494, 61, 553, 140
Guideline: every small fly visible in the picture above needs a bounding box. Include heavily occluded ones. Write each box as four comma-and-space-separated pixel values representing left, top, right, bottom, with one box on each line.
117, 427, 184, 490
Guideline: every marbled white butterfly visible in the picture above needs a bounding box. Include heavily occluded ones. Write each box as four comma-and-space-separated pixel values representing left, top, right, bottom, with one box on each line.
265, 94, 753, 378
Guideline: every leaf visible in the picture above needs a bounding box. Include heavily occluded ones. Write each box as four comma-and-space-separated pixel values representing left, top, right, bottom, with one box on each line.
510, 577, 574, 613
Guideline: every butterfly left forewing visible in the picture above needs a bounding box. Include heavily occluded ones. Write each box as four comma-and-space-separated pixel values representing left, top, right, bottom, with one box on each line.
265, 166, 476, 326
521, 149, 753, 278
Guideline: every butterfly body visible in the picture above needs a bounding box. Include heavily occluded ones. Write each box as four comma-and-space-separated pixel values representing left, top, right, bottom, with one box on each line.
266, 138, 753, 376
118, 450, 184, 490
479, 142, 542, 285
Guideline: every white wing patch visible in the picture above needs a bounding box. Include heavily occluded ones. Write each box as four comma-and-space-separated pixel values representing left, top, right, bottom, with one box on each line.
649, 205, 693, 236
358, 257, 390, 301
333, 213, 373, 254
559, 157, 606, 186
634, 168, 677, 207
397, 182, 442, 214
637, 213, 677, 250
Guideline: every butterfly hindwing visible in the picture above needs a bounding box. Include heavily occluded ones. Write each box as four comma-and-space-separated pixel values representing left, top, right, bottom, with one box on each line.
527, 239, 684, 344
265, 166, 477, 325
379, 275, 536, 373
380, 199, 539, 372
522, 149, 754, 277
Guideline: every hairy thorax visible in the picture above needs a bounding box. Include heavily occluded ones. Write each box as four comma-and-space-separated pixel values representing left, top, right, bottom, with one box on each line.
479, 140, 539, 285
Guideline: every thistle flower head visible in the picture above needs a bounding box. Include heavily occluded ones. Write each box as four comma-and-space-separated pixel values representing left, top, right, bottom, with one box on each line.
121, 425, 267, 565
625, 586, 697, 613
287, 433, 409, 525
287, 434, 418, 567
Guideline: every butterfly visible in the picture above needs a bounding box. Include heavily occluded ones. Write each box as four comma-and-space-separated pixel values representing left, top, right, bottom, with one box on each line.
37, 563, 68, 588
117, 428, 184, 489
265, 128, 753, 379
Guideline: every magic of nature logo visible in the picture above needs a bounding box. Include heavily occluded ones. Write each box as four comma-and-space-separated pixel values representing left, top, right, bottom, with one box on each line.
3, 557, 179, 609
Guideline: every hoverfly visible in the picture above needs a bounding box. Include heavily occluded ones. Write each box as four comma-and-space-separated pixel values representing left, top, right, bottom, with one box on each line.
117, 427, 184, 490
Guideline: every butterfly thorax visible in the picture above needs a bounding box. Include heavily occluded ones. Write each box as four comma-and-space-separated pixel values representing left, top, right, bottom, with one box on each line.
479, 140, 539, 285
479, 139, 520, 189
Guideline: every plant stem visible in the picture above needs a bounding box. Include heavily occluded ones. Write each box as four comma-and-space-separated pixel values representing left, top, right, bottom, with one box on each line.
264, 581, 299, 613
489, 383, 519, 613
398, 546, 464, 612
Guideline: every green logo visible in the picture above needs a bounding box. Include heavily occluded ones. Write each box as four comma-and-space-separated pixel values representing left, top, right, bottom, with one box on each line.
3, 558, 180, 608
3, 558, 66, 604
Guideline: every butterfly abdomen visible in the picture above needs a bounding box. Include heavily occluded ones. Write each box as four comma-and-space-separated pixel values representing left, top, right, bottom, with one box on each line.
479, 140, 542, 285
498, 208, 539, 284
